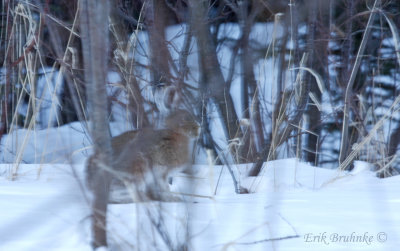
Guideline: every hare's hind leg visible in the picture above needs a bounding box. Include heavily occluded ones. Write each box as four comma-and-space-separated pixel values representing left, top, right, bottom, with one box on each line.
144, 166, 182, 202
108, 174, 149, 203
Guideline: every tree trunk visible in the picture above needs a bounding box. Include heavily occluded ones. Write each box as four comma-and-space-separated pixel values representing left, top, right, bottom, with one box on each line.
188, 0, 245, 162
387, 123, 400, 169
305, 0, 325, 166
144, 0, 173, 86
79, 0, 112, 248
237, 0, 263, 162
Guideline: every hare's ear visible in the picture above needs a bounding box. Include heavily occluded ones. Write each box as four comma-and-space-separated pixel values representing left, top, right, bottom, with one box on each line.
154, 85, 181, 113
163, 85, 181, 111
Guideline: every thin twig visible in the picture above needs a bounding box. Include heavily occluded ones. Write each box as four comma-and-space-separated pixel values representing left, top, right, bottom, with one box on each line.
236, 235, 300, 245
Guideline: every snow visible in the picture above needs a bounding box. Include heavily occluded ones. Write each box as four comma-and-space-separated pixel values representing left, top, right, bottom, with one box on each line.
0, 164, 91, 251
1, 122, 91, 164
0, 159, 398, 250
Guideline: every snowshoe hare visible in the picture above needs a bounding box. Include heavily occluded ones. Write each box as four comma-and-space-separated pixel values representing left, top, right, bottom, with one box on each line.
86, 109, 199, 202
115, 109, 199, 201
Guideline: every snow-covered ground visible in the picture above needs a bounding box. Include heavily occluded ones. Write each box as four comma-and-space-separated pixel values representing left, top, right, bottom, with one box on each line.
0, 159, 398, 251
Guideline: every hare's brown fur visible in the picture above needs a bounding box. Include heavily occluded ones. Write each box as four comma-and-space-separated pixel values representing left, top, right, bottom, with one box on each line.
116, 110, 199, 200
86, 109, 199, 201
